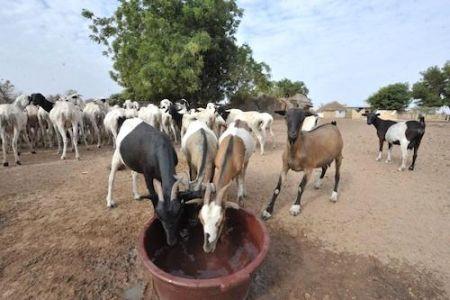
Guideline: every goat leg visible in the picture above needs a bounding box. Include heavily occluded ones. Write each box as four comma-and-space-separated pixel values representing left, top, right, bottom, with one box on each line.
314, 166, 328, 189
261, 168, 288, 220
290, 170, 311, 216
376, 138, 384, 161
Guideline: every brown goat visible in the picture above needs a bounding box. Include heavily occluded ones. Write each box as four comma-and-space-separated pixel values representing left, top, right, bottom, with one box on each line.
181, 120, 218, 190
261, 108, 343, 220
187, 120, 255, 253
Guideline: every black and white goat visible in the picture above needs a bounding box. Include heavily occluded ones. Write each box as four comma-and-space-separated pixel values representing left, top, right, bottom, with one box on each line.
106, 118, 201, 245
363, 112, 425, 171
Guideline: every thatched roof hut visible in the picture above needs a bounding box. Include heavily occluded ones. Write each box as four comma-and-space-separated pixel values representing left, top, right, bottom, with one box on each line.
317, 101, 346, 112
278, 94, 313, 110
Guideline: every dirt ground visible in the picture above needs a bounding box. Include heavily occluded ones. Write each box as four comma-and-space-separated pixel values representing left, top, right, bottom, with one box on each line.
1, 118, 449, 299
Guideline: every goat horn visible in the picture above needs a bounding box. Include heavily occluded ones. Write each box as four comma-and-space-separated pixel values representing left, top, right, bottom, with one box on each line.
152, 179, 164, 202
216, 182, 232, 204
170, 178, 183, 201
185, 198, 203, 206
224, 201, 240, 210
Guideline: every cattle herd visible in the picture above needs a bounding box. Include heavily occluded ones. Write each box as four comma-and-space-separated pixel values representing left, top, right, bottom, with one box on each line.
0, 94, 427, 252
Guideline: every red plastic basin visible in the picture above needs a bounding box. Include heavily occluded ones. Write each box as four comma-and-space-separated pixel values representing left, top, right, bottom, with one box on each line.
138, 208, 270, 300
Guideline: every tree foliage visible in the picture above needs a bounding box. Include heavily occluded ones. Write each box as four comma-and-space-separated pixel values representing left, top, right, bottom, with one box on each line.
270, 78, 309, 98
82, 0, 270, 106
412, 61, 450, 107
367, 83, 411, 110
0, 79, 18, 104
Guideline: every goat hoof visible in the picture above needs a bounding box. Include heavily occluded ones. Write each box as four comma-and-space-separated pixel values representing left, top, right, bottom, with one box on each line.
330, 191, 338, 202
385, 159, 391, 163
16, 161, 22, 166
289, 204, 301, 216
18, 152, 21, 156
238, 197, 245, 207
134, 195, 142, 201
261, 210, 272, 220
398, 167, 405, 171
3, 162, 9, 167
97, 145, 101, 149
107, 203, 117, 208
31, 151, 36, 154
408, 166, 414, 171
60, 156, 66, 160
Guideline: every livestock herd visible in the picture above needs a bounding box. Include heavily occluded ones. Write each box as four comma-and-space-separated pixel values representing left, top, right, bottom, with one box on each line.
0, 94, 427, 253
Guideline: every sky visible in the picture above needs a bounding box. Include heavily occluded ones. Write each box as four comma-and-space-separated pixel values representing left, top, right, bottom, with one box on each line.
0, 0, 449, 106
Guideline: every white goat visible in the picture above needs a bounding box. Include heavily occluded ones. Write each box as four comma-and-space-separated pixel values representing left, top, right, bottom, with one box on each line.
83, 102, 106, 148
104, 107, 126, 148
24, 104, 40, 152
50, 101, 84, 160
226, 109, 274, 155
37, 107, 54, 148
0, 95, 32, 166
138, 104, 162, 130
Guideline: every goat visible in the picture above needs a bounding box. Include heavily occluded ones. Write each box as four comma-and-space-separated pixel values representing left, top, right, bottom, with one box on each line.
181, 120, 218, 190
32, 94, 84, 159
25, 104, 40, 153
225, 109, 274, 155
65, 94, 85, 110
83, 102, 106, 148
37, 106, 54, 148
138, 104, 162, 130
302, 115, 319, 131
187, 120, 255, 253
106, 118, 201, 245
160, 98, 172, 111
0, 95, 32, 166
31, 93, 54, 148
363, 111, 426, 171
104, 107, 126, 148
176, 99, 190, 114
261, 108, 343, 220
123, 99, 138, 118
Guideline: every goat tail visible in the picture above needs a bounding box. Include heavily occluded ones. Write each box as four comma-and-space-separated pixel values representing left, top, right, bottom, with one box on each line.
192, 128, 208, 190
331, 120, 337, 126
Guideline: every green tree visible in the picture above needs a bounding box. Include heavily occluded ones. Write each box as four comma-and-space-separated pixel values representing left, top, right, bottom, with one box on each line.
82, 0, 269, 106
271, 78, 309, 98
412, 61, 450, 107
0, 79, 18, 104
367, 83, 411, 110
227, 44, 271, 105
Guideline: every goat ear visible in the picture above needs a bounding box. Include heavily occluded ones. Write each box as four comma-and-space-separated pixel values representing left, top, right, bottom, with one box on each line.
376, 113, 380, 116
361, 112, 367, 116
224, 201, 240, 210
152, 179, 164, 202
274, 110, 286, 116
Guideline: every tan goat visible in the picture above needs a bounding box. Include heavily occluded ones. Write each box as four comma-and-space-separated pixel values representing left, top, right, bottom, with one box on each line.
181, 120, 218, 190
187, 120, 255, 253
261, 108, 343, 220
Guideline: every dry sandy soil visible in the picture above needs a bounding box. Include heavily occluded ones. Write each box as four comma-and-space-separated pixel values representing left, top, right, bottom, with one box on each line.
1, 118, 449, 299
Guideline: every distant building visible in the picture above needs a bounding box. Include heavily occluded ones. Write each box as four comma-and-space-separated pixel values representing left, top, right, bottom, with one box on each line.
317, 101, 346, 118
345, 106, 370, 119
